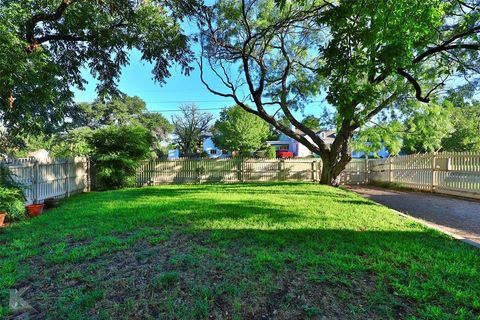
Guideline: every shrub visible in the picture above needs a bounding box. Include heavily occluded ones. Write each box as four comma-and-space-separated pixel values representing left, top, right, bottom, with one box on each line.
265, 146, 277, 159
89, 125, 154, 190
0, 187, 26, 221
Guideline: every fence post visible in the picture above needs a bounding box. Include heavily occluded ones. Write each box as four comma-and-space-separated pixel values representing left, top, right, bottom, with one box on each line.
87, 157, 91, 192
66, 159, 71, 197
311, 161, 316, 182
32, 159, 39, 204
388, 157, 393, 183
236, 158, 244, 182
431, 152, 436, 192
279, 159, 285, 181
364, 156, 369, 184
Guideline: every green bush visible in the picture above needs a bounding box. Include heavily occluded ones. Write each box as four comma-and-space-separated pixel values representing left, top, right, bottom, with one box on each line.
0, 187, 25, 221
89, 125, 154, 190
265, 146, 277, 159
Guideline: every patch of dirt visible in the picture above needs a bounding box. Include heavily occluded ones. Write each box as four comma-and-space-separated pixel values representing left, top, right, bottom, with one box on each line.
7, 230, 416, 320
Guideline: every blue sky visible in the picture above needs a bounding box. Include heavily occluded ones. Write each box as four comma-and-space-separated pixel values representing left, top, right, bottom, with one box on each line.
71, 4, 329, 121
72, 40, 327, 121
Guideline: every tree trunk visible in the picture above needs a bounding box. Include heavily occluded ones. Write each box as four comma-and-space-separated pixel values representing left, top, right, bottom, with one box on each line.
320, 159, 338, 186
319, 153, 351, 186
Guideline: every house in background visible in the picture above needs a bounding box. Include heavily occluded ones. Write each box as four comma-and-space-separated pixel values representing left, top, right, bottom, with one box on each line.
168, 129, 390, 159
267, 129, 336, 157
267, 129, 390, 158
168, 133, 230, 159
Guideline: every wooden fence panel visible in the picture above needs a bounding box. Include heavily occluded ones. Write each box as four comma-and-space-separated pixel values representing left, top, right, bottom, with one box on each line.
136, 158, 368, 185
369, 152, 480, 200
1, 157, 89, 204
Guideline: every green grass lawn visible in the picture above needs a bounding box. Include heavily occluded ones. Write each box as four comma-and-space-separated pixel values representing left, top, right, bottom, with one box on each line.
1, 183, 479, 319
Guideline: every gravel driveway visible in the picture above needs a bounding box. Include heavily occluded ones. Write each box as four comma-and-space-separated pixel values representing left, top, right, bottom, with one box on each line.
349, 186, 480, 248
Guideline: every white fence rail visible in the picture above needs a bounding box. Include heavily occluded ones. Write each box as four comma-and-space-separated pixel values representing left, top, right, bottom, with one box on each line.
368, 152, 480, 200
1, 157, 90, 204
136, 158, 327, 184
2, 153, 479, 203
136, 158, 369, 185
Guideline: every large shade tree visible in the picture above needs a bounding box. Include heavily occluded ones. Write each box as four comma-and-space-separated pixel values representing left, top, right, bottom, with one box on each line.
199, 0, 480, 185
0, 0, 198, 135
172, 104, 213, 156
212, 105, 270, 154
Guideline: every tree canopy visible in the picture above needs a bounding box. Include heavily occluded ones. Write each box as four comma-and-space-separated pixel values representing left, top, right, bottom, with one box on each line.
0, 0, 197, 135
199, 0, 480, 184
212, 105, 270, 154
172, 104, 213, 156
71, 94, 172, 141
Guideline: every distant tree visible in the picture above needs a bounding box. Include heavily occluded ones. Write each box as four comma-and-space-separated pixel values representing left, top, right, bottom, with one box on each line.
71, 95, 173, 141
212, 105, 270, 154
0, 0, 198, 135
172, 104, 213, 155
265, 146, 277, 159
442, 101, 480, 152
352, 101, 454, 155
89, 125, 153, 190
352, 121, 404, 157
51, 127, 95, 158
402, 103, 454, 153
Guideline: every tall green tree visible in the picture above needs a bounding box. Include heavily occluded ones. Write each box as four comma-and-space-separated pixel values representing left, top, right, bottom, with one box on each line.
212, 105, 270, 154
0, 0, 197, 135
89, 125, 153, 190
71, 95, 173, 141
199, 0, 480, 184
442, 101, 480, 152
172, 104, 213, 155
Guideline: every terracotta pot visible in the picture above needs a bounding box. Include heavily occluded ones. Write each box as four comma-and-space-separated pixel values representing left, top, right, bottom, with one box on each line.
0, 212, 5, 226
26, 204, 44, 217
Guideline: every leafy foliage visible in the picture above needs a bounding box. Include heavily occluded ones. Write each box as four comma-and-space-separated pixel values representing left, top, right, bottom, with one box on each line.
442, 101, 480, 152
200, 0, 480, 184
402, 103, 454, 153
51, 127, 95, 158
0, 0, 197, 135
89, 125, 153, 190
212, 105, 270, 154
265, 146, 277, 159
300, 115, 321, 132
70, 95, 172, 140
0, 165, 26, 221
172, 104, 213, 156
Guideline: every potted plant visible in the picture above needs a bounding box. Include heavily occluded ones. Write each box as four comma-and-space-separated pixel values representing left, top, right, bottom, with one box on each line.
0, 164, 28, 222
0, 187, 26, 224
0, 207, 6, 227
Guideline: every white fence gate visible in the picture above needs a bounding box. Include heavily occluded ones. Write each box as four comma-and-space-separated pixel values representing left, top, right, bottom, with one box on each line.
1, 157, 90, 204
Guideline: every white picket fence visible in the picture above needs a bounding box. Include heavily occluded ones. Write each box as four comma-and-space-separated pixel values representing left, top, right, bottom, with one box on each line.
2, 152, 479, 204
368, 152, 480, 200
137, 153, 480, 200
1, 157, 90, 204
136, 158, 368, 185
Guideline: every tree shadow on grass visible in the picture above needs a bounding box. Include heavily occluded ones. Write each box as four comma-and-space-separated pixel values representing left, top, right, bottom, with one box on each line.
7, 226, 480, 320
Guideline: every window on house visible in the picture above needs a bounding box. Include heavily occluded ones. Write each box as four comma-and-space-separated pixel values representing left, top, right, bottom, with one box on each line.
320, 132, 326, 139
210, 149, 217, 155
